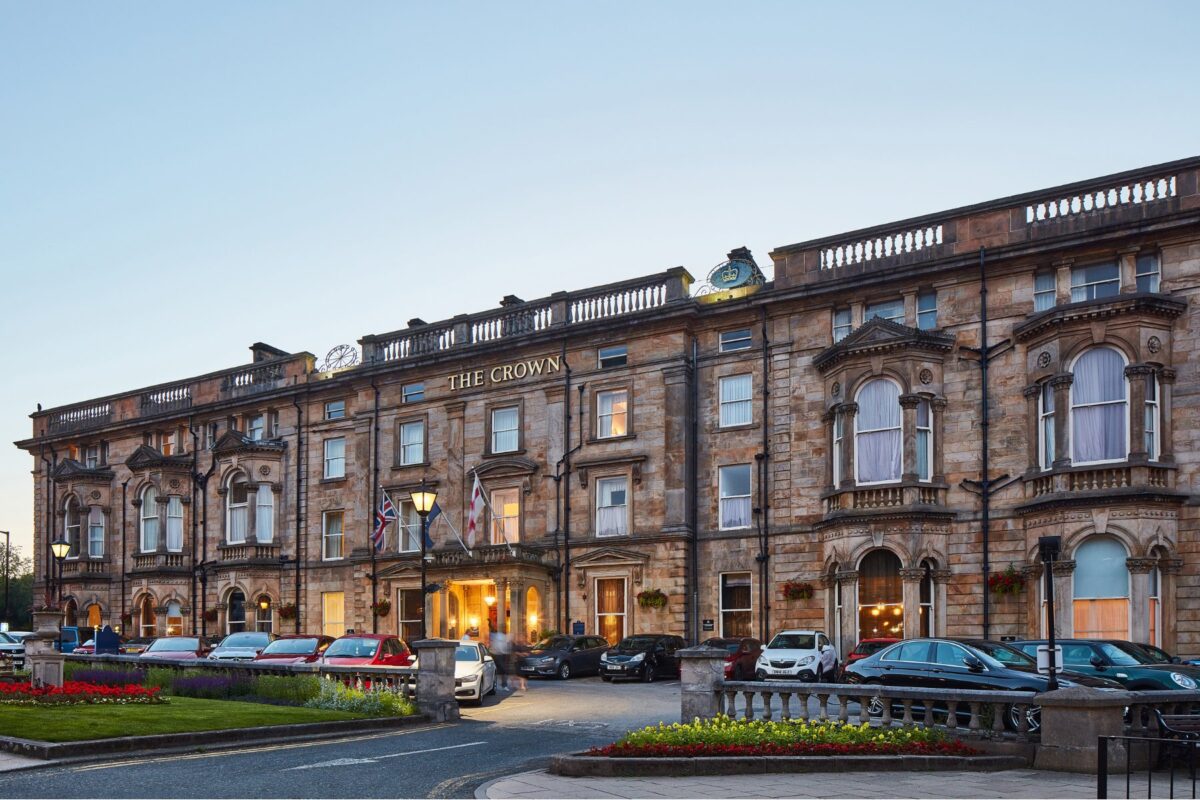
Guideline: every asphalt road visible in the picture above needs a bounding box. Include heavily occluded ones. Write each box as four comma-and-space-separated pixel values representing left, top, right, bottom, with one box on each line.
0, 674, 682, 799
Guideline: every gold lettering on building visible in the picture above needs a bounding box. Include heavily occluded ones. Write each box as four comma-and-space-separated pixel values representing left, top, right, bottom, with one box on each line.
449, 356, 562, 391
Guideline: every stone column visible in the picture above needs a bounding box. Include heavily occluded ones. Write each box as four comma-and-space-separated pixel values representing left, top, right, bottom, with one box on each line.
849, 301, 864, 329
902, 291, 917, 328
1050, 374, 1073, 470
510, 579, 526, 643
835, 570, 859, 655
1051, 560, 1076, 638
899, 394, 920, 482
822, 408, 836, 489
437, 588, 449, 638
155, 494, 170, 554
839, 404, 858, 489
412, 639, 461, 722
1023, 385, 1041, 473
1054, 258, 1074, 306
1159, 368, 1176, 463
931, 398, 947, 483
1126, 365, 1152, 463
1118, 247, 1139, 294
245, 482, 259, 544
661, 365, 694, 531
1127, 557, 1156, 644
899, 568, 924, 639
933, 569, 952, 637
496, 580, 507, 635
678, 646, 726, 722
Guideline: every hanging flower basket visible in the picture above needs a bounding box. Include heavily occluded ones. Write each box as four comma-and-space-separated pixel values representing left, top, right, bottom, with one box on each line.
781, 581, 815, 601
371, 599, 392, 618
120, 613, 133, 628
203, 608, 219, 623
637, 589, 668, 609
988, 565, 1025, 596
277, 603, 298, 621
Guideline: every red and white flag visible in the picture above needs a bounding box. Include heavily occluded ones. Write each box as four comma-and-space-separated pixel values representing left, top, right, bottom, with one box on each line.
465, 472, 485, 549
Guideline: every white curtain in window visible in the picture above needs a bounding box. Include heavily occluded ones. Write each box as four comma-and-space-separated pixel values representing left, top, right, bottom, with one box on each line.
856, 380, 902, 483
166, 496, 184, 551
719, 376, 753, 427
141, 487, 159, 552
1072, 348, 1127, 463
228, 479, 248, 544
916, 399, 931, 482
719, 465, 752, 529
400, 422, 424, 465
256, 485, 274, 542
492, 408, 519, 452
88, 507, 104, 558
596, 477, 628, 536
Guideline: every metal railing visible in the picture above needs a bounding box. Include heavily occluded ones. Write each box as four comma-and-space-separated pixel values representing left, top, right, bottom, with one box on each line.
1098, 735, 1198, 799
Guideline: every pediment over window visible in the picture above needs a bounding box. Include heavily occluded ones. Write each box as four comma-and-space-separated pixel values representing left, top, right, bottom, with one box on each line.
814, 318, 955, 373
473, 456, 539, 478
52, 459, 114, 483
1013, 294, 1186, 343
125, 445, 193, 472
211, 430, 287, 457
574, 454, 647, 488
572, 546, 650, 585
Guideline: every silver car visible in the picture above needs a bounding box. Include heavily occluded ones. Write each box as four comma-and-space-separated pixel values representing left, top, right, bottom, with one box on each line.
208, 631, 274, 661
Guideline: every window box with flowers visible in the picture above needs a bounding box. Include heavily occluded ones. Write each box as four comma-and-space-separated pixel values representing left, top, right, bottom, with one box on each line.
636, 589, 668, 610
780, 581, 814, 601
203, 608, 220, 623
277, 603, 298, 621
988, 565, 1025, 597
371, 599, 392, 618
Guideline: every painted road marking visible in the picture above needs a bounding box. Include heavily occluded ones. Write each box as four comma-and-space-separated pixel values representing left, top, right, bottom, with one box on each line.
284, 741, 486, 770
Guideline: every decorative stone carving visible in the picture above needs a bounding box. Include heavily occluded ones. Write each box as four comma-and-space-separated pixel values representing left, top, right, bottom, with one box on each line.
832, 381, 841, 398
1050, 559, 1077, 576
919, 369, 933, 385
1037, 351, 1051, 368
1148, 336, 1162, 354
259, 465, 271, 476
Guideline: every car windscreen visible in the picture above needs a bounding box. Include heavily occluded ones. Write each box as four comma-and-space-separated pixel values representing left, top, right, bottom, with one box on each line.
768, 633, 816, 650
1099, 643, 1143, 666
1116, 642, 1167, 664
262, 638, 320, 655
220, 632, 269, 648
0, 632, 15, 644
618, 636, 660, 650
855, 641, 891, 656
968, 640, 1036, 667
147, 638, 198, 652
533, 637, 571, 651
324, 638, 380, 658
455, 645, 481, 662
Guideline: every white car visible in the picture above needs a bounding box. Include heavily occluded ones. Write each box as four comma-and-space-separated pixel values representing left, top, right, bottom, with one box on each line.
754, 630, 837, 681
453, 642, 498, 703
0, 631, 24, 669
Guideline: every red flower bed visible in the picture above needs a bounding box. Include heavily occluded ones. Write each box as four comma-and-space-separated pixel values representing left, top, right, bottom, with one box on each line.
0, 681, 165, 706
589, 740, 979, 758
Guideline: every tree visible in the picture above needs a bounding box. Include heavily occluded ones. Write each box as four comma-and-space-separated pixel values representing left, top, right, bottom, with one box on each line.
1, 542, 34, 630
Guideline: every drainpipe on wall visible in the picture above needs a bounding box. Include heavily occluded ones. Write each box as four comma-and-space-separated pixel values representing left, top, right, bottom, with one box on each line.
121, 480, 128, 626
199, 450, 217, 639
190, 422, 199, 635
688, 338, 700, 644
978, 246, 992, 640
292, 394, 305, 634
370, 379, 380, 634
758, 305, 772, 642
563, 380, 583, 633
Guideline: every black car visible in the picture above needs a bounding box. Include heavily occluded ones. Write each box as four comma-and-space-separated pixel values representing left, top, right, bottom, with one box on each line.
843, 637, 1122, 730
516, 635, 610, 679
600, 634, 686, 682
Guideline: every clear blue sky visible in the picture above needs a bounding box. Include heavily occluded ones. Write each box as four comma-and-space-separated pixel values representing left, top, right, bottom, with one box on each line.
2, 2, 1198, 555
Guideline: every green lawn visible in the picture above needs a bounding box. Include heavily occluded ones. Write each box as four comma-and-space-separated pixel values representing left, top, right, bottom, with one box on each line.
0, 696, 370, 742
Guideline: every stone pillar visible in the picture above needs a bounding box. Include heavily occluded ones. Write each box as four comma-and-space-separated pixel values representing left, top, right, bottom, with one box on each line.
1050, 374, 1073, 469
1023, 563, 1045, 636
931, 398, 947, 482
245, 482, 259, 544
412, 639, 461, 722
156, 494, 170, 553
899, 394, 920, 482
1051, 560, 1075, 638
496, 579, 507, 634
1126, 365, 1152, 463
26, 609, 66, 688
437, 588, 449, 638
1054, 258, 1074, 306
510, 579, 526, 643
1159, 368, 1175, 463
1118, 247, 1139, 294
902, 290, 917, 328
839, 404, 858, 488
1023, 385, 1041, 473
661, 365, 694, 531
899, 568, 924, 639
835, 570, 859, 655
678, 646, 726, 722
1127, 557, 1155, 644
1034, 687, 1134, 773
1161, 558, 1183, 653
849, 301, 864, 328
933, 569, 952, 637
822, 408, 836, 489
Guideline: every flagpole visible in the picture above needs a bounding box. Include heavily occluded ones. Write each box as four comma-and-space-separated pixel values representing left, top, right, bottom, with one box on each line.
472, 469, 516, 556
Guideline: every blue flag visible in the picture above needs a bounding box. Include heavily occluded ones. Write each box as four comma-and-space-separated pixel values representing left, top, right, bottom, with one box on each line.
424, 502, 441, 548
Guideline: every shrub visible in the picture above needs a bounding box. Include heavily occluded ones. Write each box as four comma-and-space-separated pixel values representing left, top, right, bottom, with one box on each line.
253, 675, 322, 705
144, 667, 177, 691
73, 668, 147, 687
170, 674, 254, 700
303, 679, 417, 717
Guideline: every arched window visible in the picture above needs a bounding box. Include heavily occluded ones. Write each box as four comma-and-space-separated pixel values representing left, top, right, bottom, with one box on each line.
255, 596, 273, 633
64, 598, 77, 628
919, 559, 936, 637
227, 590, 247, 633
256, 485, 274, 543
1071, 348, 1128, 464
855, 379, 902, 484
165, 601, 183, 636
526, 585, 540, 641
1073, 536, 1130, 639
140, 487, 159, 552
86, 603, 102, 629
138, 596, 157, 637
166, 496, 184, 552
227, 475, 249, 544
858, 550, 903, 639
87, 507, 105, 558
64, 497, 81, 558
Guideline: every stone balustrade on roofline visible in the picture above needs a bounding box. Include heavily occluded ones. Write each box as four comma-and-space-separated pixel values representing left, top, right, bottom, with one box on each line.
769, 156, 1200, 289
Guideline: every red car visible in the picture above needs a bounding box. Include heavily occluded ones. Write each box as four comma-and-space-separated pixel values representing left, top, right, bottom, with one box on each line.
701, 637, 763, 681
846, 637, 900, 665
138, 636, 211, 661
320, 634, 413, 668
254, 635, 335, 665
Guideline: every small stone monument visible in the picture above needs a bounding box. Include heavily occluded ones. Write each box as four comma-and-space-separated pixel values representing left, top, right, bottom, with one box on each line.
25, 608, 66, 688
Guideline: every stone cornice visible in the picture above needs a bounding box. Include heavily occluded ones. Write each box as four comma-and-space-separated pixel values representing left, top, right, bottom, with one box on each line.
1013, 294, 1187, 343
813, 317, 955, 373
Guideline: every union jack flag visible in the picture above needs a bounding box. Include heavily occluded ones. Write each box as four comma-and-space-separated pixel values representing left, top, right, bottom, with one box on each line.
372, 490, 397, 552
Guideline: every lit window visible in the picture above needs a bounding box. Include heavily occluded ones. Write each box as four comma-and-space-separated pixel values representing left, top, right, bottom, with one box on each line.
403, 383, 425, 403
1034, 272, 1056, 312
491, 407, 519, 453
255, 485, 274, 543
166, 496, 184, 552
247, 415, 265, 441
720, 573, 752, 638
323, 511, 344, 560
833, 308, 852, 342
1070, 347, 1128, 464
324, 438, 346, 479
227, 476, 248, 544
1039, 382, 1055, 471
917, 291, 937, 330
719, 329, 753, 352
399, 421, 425, 466
597, 390, 628, 438
719, 375, 753, 427
160, 431, 176, 456
166, 601, 183, 637
1136, 254, 1161, 294
490, 488, 520, 545
325, 400, 346, 420
595, 477, 628, 537
865, 299, 904, 323
140, 486, 159, 552
855, 379, 902, 484
1070, 262, 1120, 302
322, 591, 345, 638
256, 597, 273, 634
718, 464, 752, 530
87, 507, 104, 558
916, 399, 932, 481
598, 345, 627, 369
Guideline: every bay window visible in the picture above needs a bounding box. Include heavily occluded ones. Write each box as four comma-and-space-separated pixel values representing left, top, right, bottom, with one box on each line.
255, 485, 274, 543
227, 476, 248, 544
854, 379, 902, 484
1039, 382, 1056, 470
916, 398, 932, 481
1070, 347, 1128, 464
1145, 373, 1159, 461
140, 486, 159, 552
87, 507, 104, 558
64, 497, 81, 558
166, 495, 184, 551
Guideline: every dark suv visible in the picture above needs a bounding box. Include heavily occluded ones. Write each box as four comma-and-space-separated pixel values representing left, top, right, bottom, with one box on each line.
600, 634, 686, 682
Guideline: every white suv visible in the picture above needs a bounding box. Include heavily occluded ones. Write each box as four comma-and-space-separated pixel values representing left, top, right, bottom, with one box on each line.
754, 630, 836, 681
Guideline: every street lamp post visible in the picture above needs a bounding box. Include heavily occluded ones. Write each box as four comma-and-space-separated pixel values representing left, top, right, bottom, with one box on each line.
1039, 535, 1062, 692
0, 531, 9, 628
410, 481, 438, 642
50, 538, 70, 654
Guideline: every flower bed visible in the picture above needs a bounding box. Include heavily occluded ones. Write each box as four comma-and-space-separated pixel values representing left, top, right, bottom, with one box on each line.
0, 681, 165, 706
588, 716, 978, 758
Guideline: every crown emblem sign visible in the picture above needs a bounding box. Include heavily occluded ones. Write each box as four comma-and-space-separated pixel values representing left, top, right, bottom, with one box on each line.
719, 264, 740, 283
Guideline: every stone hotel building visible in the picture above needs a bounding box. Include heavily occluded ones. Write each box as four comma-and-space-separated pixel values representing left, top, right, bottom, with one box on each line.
17, 157, 1200, 657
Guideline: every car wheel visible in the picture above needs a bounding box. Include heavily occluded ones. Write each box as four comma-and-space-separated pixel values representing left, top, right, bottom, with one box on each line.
641, 664, 655, 683
867, 696, 885, 716
558, 662, 571, 680
1007, 703, 1041, 733
755, 668, 768, 681
601, 674, 613, 682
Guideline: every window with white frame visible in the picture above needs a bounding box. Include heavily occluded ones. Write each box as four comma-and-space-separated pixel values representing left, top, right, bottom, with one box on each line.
1145, 372, 1160, 461
85, 445, 101, 469
206, 422, 219, 449
491, 407, 519, 453
833, 308, 852, 342
916, 398, 932, 481
256, 596, 272, 633
166, 495, 184, 551
64, 497, 81, 557
403, 382, 424, 403
490, 488, 520, 545
1070, 262, 1120, 302
227, 590, 247, 634
719, 375, 753, 427
247, 415, 265, 441
165, 601, 183, 636
1039, 382, 1056, 470
595, 476, 628, 537
917, 291, 937, 330
324, 400, 346, 420
865, 298, 904, 323
140, 486, 159, 552
226, 476, 248, 543
399, 420, 425, 466
854, 379, 902, 483
596, 389, 628, 438
87, 507, 104, 558
324, 437, 346, 479
832, 410, 844, 485
268, 411, 280, 438
718, 464, 752, 530
1070, 347, 1128, 464
398, 500, 421, 552
719, 328, 753, 352
598, 345, 627, 369
256, 485, 274, 542
1136, 253, 1161, 293
720, 572, 752, 638
322, 511, 344, 560
1034, 272, 1056, 312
